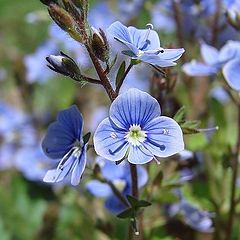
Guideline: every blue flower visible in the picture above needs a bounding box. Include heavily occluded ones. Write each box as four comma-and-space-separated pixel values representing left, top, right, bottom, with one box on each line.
93, 88, 184, 164
42, 105, 87, 186
182, 42, 222, 76
86, 158, 148, 214
167, 200, 214, 233
107, 21, 185, 67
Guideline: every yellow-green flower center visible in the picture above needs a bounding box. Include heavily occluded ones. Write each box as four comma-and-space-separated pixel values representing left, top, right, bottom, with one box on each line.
125, 124, 147, 146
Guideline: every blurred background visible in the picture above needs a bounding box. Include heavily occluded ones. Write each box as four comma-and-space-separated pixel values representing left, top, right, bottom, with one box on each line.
1, 0, 240, 239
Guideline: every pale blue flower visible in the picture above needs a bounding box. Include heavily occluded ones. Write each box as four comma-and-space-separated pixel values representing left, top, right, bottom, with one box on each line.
86, 158, 148, 214
93, 88, 184, 164
42, 105, 87, 186
107, 21, 185, 67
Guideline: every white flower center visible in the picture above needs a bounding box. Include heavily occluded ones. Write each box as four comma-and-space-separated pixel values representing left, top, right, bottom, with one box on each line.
112, 179, 126, 192
125, 124, 147, 146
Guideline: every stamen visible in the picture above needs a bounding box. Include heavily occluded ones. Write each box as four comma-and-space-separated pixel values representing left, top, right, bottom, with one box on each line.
110, 132, 117, 139
146, 23, 154, 30
57, 146, 79, 170
198, 126, 219, 132
139, 24, 154, 51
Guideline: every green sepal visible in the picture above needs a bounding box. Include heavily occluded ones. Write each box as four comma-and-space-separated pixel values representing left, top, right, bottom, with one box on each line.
117, 208, 135, 219
115, 61, 126, 87
174, 106, 186, 123
83, 132, 91, 144
126, 195, 152, 209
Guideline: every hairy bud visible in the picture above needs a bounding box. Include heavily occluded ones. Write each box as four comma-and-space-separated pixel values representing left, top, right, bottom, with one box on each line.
46, 52, 81, 78
226, 8, 240, 30
48, 3, 82, 42
91, 27, 110, 62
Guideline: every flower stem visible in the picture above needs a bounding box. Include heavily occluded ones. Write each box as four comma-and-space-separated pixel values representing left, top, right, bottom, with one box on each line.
225, 103, 240, 240
106, 180, 130, 208
130, 163, 138, 199
85, 45, 117, 101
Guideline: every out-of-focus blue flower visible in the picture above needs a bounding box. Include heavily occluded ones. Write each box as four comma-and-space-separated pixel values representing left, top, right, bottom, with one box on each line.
42, 105, 87, 186
86, 158, 148, 214
107, 21, 184, 67
183, 40, 240, 91
24, 41, 57, 83
223, 58, 240, 91
0, 144, 15, 170
93, 88, 184, 164
183, 42, 222, 76
167, 199, 214, 232
15, 146, 57, 182
210, 86, 230, 103
118, 0, 145, 23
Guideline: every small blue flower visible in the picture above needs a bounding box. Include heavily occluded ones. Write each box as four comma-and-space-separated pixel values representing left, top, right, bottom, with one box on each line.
93, 88, 184, 164
222, 58, 240, 91
107, 21, 185, 67
86, 158, 148, 214
167, 200, 214, 232
42, 105, 87, 186
182, 42, 222, 76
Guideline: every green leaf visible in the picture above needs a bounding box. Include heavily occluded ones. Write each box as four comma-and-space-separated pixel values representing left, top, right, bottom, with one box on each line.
174, 106, 186, 123
83, 132, 91, 144
126, 195, 139, 207
126, 195, 151, 208
121, 50, 136, 57
117, 208, 134, 219
109, 54, 118, 72
115, 61, 126, 87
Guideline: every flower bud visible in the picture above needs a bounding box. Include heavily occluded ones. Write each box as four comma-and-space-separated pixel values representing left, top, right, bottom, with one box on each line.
48, 3, 82, 42
226, 7, 240, 30
46, 52, 81, 78
91, 27, 109, 62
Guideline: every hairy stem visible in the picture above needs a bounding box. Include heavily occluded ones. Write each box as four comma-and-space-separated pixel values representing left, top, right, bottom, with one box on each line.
225, 104, 240, 239
85, 45, 117, 101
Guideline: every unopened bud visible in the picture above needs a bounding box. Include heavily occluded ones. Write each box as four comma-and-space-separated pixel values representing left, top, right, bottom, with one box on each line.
91, 27, 109, 62
226, 7, 240, 30
48, 3, 82, 42
46, 52, 81, 78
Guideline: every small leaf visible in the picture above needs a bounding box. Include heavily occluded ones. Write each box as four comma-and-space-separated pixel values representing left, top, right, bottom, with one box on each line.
136, 200, 152, 208
181, 120, 201, 129
126, 195, 152, 208
117, 208, 134, 219
115, 61, 126, 87
83, 132, 91, 144
126, 195, 139, 208
174, 106, 186, 123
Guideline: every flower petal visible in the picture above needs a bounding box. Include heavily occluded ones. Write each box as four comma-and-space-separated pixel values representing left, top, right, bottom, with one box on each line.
157, 48, 185, 62
182, 61, 218, 76
109, 88, 161, 129
43, 169, 62, 183
139, 53, 177, 67
128, 145, 153, 164
101, 159, 126, 181
71, 144, 87, 186
128, 26, 160, 51
42, 105, 83, 159
105, 195, 127, 214
57, 105, 83, 141
93, 118, 129, 161
42, 122, 75, 159
86, 180, 112, 197
222, 58, 240, 91
200, 43, 219, 65
107, 21, 138, 54
144, 116, 184, 158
